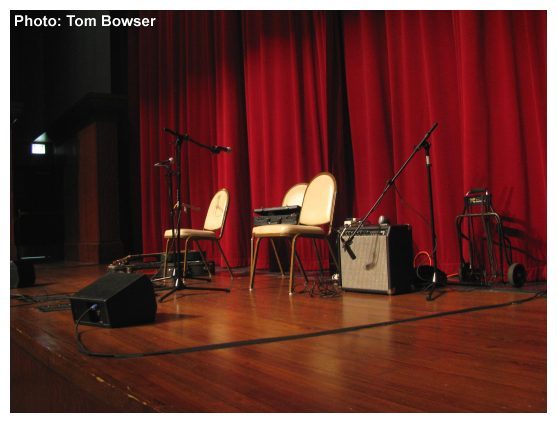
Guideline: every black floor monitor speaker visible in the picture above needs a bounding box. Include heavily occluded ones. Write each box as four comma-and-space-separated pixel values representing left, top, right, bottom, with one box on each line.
70, 272, 157, 328
338, 225, 414, 295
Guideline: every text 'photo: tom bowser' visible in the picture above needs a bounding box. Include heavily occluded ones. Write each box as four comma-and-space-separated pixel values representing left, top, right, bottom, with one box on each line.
13, 13, 157, 28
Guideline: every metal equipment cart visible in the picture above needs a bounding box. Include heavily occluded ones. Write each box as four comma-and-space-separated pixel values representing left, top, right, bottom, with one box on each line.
455, 188, 526, 287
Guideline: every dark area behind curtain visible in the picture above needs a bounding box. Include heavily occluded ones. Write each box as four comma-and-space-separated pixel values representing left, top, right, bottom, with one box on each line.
132, 10, 546, 280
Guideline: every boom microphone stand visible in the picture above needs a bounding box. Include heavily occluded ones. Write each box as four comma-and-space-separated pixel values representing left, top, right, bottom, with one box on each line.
157, 128, 231, 303
339, 122, 442, 301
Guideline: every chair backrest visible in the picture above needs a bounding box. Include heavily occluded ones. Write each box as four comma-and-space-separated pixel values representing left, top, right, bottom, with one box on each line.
203, 188, 230, 235
282, 183, 308, 207
298, 172, 337, 232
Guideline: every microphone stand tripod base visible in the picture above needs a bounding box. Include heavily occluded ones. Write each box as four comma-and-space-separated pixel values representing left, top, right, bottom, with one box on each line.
423, 268, 448, 301
158, 275, 231, 303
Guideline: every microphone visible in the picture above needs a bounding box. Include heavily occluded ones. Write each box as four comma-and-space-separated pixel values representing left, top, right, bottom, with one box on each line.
345, 243, 356, 260
211, 145, 233, 154
154, 157, 174, 167
416, 122, 438, 156
425, 122, 438, 138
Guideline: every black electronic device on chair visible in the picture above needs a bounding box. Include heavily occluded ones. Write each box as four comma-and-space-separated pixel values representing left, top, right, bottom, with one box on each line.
253, 205, 301, 226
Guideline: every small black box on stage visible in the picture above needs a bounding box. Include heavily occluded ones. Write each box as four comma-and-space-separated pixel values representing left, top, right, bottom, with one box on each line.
10, 260, 36, 288
70, 273, 157, 328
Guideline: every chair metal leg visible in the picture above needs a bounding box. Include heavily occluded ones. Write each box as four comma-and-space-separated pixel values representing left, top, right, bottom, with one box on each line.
162, 238, 171, 278
295, 251, 310, 288
215, 239, 234, 279
326, 238, 340, 271
270, 239, 285, 277
249, 237, 262, 290
193, 239, 213, 281
181, 238, 191, 282
288, 235, 301, 295
250, 235, 254, 268
312, 238, 324, 277
286, 239, 309, 287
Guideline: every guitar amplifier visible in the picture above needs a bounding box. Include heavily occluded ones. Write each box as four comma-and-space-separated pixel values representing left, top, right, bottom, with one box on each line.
338, 224, 414, 295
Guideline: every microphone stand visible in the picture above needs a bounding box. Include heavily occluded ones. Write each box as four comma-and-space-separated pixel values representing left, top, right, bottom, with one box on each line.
150, 159, 175, 285
339, 122, 441, 301
158, 128, 230, 303
422, 137, 441, 301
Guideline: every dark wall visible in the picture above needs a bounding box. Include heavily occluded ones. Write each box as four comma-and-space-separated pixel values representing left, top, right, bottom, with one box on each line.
43, 11, 112, 125
11, 11, 112, 142
10, 10, 141, 261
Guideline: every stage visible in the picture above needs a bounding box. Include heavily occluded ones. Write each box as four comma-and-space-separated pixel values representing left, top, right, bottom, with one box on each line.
11, 263, 546, 412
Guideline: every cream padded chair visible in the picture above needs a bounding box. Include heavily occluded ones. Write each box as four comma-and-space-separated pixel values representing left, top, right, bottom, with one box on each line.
162, 188, 234, 281
250, 173, 339, 294
269, 183, 308, 277
282, 183, 308, 207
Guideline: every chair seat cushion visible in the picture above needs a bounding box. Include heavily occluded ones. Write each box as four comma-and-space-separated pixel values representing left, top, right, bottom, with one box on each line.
252, 224, 325, 237
164, 228, 216, 239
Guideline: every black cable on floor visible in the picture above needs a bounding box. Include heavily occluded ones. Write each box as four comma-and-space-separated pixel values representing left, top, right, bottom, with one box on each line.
75, 290, 546, 359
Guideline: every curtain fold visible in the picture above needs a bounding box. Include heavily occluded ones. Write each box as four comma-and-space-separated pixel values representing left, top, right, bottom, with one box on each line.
242, 11, 333, 268
134, 10, 546, 279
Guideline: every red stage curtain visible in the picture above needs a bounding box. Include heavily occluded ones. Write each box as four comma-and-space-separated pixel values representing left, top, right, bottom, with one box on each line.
342, 11, 546, 280
241, 11, 337, 267
137, 11, 251, 266
133, 11, 546, 279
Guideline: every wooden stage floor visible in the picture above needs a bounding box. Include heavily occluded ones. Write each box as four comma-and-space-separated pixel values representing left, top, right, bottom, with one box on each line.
11, 262, 547, 412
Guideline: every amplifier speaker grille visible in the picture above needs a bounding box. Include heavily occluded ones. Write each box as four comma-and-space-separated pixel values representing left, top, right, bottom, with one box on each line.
338, 225, 414, 295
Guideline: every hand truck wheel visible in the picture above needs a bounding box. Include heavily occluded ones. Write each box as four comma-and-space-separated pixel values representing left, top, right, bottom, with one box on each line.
459, 262, 471, 283
508, 263, 526, 288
